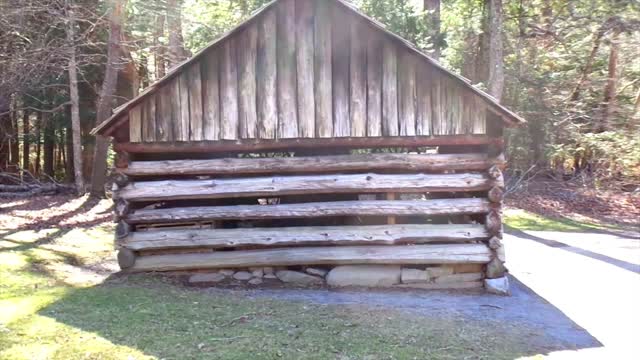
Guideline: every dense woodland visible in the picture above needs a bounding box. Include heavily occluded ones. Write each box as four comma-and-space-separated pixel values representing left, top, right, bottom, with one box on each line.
0, 0, 639, 197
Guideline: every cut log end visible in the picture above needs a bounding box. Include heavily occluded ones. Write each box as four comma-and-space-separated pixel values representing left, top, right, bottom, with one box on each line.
114, 199, 130, 221
115, 151, 130, 169
488, 165, 502, 180
117, 248, 137, 269
113, 172, 130, 188
488, 186, 504, 203
115, 220, 131, 239
485, 211, 502, 236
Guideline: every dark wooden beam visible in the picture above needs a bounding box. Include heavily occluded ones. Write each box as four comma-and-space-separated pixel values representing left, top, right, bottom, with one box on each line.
114, 135, 502, 154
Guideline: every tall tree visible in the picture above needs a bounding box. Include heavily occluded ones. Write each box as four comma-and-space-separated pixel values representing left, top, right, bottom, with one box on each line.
424, 0, 441, 60
90, 0, 127, 197
65, 0, 85, 193
167, 0, 187, 68
154, 4, 166, 79
22, 111, 30, 171
486, 0, 504, 102
599, 27, 621, 132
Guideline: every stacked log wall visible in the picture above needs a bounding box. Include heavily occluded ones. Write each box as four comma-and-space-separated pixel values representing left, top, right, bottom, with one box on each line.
111, 142, 507, 291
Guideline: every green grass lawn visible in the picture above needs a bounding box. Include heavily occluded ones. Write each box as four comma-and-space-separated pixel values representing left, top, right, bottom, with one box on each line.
503, 208, 629, 232
1, 224, 551, 359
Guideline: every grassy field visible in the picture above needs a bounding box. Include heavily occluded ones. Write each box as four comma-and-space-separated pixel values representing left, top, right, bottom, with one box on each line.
0, 206, 555, 359
503, 208, 628, 232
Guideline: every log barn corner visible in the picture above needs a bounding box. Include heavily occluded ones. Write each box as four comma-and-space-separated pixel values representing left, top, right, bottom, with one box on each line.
91, 0, 525, 293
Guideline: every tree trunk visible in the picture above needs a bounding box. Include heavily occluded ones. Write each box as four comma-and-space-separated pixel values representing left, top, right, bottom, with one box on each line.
64, 126, 72, 182
90, 0, 127, 197
599, 30, 619, 132
34, 112, 41, 176
166, 0, 187, 69
569, 19, 609, 102
22, 111, 30, 172
43, 112, 54, 177
65, 1, 84, 193
9, 103, 19, 171
423, 0, 441, 60
486, 0, 504, 102
154, 5, 166, 79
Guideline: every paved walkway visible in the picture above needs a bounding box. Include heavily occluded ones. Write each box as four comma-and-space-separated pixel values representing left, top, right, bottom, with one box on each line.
504, 227, 640, 358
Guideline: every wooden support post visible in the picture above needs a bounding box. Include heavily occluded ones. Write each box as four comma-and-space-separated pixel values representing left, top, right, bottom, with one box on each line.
386, 193, 396, 224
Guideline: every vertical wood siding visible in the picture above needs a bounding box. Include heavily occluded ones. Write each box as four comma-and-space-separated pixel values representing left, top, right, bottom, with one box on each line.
128, 0, 488, 143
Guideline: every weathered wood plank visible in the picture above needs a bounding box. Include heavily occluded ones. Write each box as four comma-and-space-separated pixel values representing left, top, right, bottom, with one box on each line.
276, 0, 298, 138
366, 33, 382, 137
124, 153, 503, 177
350, 20, 367, 137
169, 78, 187, 141
114, 135, 501, 153
431, 75, 444, 135
156, 82, 173, 141
220, 40, 239, 140
119, 172, 496, 202
472, 95, 487, 134
178, 73, 191, 141
382, 41, 398, 136
314, 0, 332, 138
122, 224, 489, 251
257, 9, 277, 139
129, 105, 142, 143
398, 51, 416, 136
131, 244, 492, 271
332, 5, 350, 137
142, 96, 156, 142
201, 50, 220, 140
187, 64, 204, 141
296, 0, 315, 138
238, 24, 258, 139
127, 198, 491, 224
416, 65, 432, 135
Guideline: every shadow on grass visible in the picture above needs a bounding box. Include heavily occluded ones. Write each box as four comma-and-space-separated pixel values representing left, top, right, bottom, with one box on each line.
27, 272, 602, 360
2, 195, 112, 235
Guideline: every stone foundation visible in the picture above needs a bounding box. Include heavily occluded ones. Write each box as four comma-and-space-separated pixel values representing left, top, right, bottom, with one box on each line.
186, 263, 493, 291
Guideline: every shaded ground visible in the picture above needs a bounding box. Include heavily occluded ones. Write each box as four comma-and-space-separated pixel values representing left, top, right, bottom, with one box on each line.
506, 178, 640, 228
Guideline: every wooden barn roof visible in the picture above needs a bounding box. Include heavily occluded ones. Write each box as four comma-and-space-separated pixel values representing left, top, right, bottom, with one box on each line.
92, 0, 525, 136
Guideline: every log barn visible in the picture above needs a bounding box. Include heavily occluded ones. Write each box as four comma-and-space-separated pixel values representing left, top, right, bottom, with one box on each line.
92, 0, 525, 292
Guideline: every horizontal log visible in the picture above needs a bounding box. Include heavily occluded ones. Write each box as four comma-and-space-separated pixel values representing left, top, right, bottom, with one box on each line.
124, 153, 503, 177
121, 224, 489, 251
126, 198, 491, 224
118, 173, 498, 202
130, 243, 492, 271
113, 135, 502, 154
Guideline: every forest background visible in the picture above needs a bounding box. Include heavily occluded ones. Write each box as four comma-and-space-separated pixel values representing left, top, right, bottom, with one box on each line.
1, 0, 638, 197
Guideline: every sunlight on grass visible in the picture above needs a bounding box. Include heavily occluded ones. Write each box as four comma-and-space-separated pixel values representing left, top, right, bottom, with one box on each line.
1, 224, 553, 359
504, 209, 611, 232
